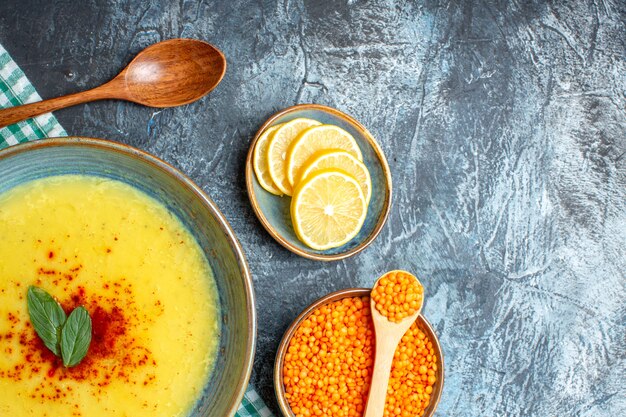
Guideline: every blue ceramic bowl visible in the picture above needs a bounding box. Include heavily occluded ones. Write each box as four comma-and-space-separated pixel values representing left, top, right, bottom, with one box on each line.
246, 104, 392, 261
0, 137, 256, 417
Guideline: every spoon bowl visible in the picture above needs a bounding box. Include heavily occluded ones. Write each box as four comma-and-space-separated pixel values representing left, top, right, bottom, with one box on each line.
0, 38, 226, 128
121, 38, 226, 107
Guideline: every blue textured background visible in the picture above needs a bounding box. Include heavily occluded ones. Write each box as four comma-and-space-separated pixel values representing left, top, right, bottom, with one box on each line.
1, 1, 624, 415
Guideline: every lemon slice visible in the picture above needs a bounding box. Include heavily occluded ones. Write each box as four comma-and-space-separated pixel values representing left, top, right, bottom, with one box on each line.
267, 118, 321, 196
286, 124, 363, 187
298, 149, 372, 205
253, 124, 283, 195
291, 169, 367, 250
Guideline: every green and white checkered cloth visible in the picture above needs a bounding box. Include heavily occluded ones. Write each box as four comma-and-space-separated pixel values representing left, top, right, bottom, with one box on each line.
0, 43, 274, 417
0, 45, 66, 144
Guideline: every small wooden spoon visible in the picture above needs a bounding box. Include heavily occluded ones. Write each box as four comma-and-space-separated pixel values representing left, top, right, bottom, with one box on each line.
0, 38, 226, 128
364, 270, 425, 417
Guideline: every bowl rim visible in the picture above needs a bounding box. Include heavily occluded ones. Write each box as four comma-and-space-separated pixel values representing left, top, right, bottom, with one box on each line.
245, 103, 393, 261
0, 136, 257, 417
273, 287, 444, 417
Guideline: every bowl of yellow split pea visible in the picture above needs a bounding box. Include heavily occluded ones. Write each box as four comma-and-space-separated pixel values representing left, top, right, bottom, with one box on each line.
274, 285, 444, 417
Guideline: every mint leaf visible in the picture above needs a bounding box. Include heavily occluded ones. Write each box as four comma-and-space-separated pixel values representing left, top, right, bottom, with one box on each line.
27, 286, 93, 366
27, 286, 66, 356
61, 306, 92, 367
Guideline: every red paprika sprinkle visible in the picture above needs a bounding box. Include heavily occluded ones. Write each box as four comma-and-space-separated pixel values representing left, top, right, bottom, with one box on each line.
0, 266, 158, 405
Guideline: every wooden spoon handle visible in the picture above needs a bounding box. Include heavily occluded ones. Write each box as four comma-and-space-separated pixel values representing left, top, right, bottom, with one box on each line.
364, 333, 401, 417
0, 84, 119, 129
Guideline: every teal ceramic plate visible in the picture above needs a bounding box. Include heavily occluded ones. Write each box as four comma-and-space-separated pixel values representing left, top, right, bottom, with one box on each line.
0, 137, 256, 417
246, 104, 392, 261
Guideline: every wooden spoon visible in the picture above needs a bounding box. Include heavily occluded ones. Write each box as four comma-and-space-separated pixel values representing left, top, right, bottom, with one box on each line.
0, 38, 226, 128
364, 270, 425, 417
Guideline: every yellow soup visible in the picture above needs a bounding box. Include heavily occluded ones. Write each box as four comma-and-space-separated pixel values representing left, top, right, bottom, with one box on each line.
0, 175, 220, 417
